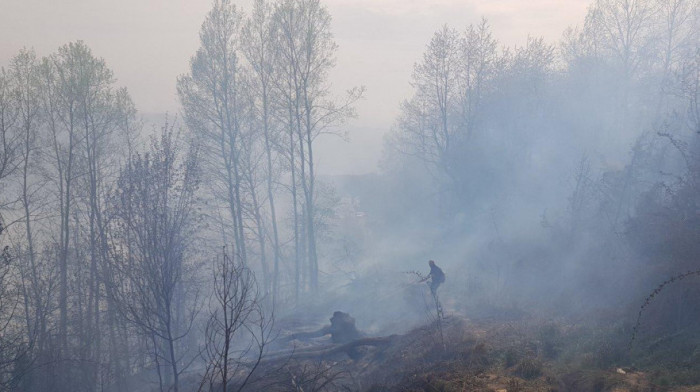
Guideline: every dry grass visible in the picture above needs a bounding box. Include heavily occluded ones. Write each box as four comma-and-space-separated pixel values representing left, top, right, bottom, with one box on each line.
249, 314, 700, 391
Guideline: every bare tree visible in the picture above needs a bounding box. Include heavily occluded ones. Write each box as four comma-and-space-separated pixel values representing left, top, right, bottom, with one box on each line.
7, 50, 60, 392
682, 48, 700, 134
39, 43, 83, 363
108, 123, 200, 392
0, 214, 24, 391
393, 22, 500, 188
581, 0, 667, 128
585, 0, 659, 80
460, 18, 499, 136
272, 0, 362, 295
11, 49, 44, 352
0, 65, 20, 191
657, 0, 698, 81
178, 0, 249, 269
242, 0, 284, 307
30, 42, 138, 391
199, 247, 274, 392
395, 25, 462, 179
0, 71, 24, 389
238, 127, 273, 295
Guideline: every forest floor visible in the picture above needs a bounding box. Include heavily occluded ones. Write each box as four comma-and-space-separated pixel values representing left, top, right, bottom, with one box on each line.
274, 311, 700, 392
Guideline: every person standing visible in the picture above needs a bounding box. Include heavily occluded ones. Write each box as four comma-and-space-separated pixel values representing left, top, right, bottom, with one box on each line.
420, 260, 445, 295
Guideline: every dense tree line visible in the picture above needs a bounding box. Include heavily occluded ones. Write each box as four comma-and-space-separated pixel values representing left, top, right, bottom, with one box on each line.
389, 0, 698, 214
0, 0, 359, 390
384, 0, 699, 323
0, 42, 140, 391
177, 0, 362, 305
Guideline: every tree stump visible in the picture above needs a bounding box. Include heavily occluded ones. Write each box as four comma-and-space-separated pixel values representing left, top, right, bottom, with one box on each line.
328, 311, 362, 344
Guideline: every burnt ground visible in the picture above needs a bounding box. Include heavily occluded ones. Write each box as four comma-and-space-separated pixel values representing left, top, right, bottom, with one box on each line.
257, 313, 700, 392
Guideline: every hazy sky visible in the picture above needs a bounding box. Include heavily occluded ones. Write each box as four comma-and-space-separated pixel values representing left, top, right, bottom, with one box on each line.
0, 0, 590, 174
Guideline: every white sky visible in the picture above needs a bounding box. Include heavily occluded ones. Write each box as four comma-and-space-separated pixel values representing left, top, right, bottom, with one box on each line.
0, 0, 591, 174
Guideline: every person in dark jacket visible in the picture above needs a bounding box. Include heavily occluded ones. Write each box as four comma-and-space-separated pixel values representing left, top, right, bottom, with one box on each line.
420, 260, 445, 295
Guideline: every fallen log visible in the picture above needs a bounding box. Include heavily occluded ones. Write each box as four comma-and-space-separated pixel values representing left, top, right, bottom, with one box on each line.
282, 326, 330, 342
282, 311, 362, 344
264, 335, 398, 363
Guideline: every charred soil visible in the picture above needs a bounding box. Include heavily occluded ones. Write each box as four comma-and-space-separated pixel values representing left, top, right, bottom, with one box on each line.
266, 313, 700, 392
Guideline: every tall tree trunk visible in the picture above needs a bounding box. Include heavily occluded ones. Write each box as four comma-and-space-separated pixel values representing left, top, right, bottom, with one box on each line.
261, 86, 282, 307
303, 85, 318, 293
288, 103, 301, 303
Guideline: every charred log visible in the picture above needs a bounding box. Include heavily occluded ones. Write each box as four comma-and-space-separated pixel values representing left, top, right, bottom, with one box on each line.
283, 311, 363, 344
